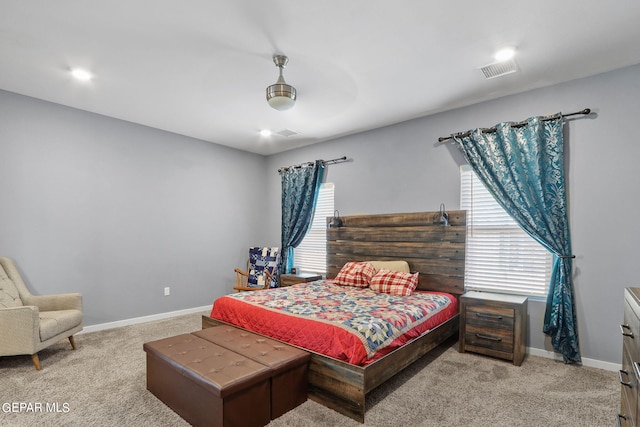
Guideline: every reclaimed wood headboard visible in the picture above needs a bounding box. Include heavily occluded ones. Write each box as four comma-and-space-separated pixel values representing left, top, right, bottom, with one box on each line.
326, 210, 466, 295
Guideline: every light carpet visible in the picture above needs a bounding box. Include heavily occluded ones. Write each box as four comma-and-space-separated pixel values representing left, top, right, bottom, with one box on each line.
0, 312, 619, 426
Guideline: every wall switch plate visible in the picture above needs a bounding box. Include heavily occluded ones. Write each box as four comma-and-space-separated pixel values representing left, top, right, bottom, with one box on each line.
164, 287, 170, 296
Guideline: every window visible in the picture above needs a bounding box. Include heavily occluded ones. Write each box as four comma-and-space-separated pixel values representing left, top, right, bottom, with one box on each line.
460, 165, 552, 297
294, 182, 334, 274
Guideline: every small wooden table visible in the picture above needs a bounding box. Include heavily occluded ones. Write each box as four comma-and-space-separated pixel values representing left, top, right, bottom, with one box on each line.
280, 273, 322, 287
459, 291, 528, 366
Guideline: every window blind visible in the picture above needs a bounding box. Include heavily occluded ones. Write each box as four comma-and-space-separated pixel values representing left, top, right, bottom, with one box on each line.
460, 165, 552, 297
294, 182, 334, 274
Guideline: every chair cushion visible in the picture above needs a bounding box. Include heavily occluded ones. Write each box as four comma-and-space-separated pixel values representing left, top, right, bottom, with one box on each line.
39, 309, 83, 342
247, 247, 280, 288
0, 264, 22, 308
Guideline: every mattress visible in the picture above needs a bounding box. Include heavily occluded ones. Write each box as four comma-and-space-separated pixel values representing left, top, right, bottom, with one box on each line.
209, 280, 458, 366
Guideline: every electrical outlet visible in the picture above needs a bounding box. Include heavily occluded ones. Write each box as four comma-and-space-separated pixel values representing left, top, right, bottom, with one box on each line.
164, 287, 170, 296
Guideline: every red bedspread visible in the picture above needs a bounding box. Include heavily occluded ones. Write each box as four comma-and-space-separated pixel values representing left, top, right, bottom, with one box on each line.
209, 281, 458, 366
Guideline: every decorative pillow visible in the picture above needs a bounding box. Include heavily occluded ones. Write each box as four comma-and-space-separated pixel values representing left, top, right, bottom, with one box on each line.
332, 262, 376, 287
369, 260, 410, 273
370, 269, 419, 296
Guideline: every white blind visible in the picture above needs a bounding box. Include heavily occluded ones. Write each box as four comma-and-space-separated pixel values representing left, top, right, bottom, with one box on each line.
460, 165, 552, 297
294, 182, 334, 274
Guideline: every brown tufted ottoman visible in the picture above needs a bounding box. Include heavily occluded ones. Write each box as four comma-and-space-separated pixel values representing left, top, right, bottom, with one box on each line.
193, 325, 311, 419
143, 334, 272, 427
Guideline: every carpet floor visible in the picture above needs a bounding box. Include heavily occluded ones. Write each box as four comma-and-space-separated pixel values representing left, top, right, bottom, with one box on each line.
0, 312, 619, 426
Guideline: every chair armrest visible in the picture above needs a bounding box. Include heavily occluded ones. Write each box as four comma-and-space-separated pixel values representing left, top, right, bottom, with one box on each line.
234, 268, 249, 288
0, 306, 40, 355
23, 293, 82, 312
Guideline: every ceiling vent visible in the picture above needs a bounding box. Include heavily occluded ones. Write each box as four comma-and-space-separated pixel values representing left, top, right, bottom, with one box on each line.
276, 128, 299, 137
480, 59, 518, 79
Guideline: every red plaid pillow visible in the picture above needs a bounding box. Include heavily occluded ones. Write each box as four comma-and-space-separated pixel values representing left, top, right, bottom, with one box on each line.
370, 269, 419, 296
332, 262, 376, 287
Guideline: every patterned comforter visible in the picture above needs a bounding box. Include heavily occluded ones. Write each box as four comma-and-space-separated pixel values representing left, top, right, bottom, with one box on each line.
209, 280, 458, 366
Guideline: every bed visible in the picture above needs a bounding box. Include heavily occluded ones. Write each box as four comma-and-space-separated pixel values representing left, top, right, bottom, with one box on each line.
203, 211, 466, 422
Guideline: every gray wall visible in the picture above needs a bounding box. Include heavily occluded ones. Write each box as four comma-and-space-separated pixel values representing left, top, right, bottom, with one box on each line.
2, 63, 638, 364
265, 64, 640, 365
0, 90, 270, 325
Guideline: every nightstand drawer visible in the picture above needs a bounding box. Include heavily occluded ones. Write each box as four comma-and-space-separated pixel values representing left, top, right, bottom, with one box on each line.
624, 297, 640, 362
465, 305, 514, 331
465, 324, 514, 354
620, 346, 638, 427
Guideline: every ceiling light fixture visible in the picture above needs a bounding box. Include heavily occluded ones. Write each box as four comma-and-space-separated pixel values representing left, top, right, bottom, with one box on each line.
71, 68, 93, 82
494, 47, 516, 62
259, 129, 272, 137
266, 55, 296, 111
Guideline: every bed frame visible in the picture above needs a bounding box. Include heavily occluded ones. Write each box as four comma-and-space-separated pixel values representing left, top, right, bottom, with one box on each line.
202, 210, 466, 422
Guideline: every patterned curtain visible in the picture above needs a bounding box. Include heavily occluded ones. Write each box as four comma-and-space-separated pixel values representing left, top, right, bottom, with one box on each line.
453, 114, 581, 364
280, 160, 324, 274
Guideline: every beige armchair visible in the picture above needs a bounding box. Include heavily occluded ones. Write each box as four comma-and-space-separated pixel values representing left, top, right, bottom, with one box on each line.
0, 256, 83, 370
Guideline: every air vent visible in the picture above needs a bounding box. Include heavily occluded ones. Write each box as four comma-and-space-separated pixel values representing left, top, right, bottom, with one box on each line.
276, 128, 299, 137
480, 59, 518, 79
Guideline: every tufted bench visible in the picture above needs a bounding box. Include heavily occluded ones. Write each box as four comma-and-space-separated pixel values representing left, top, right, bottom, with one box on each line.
193, 325, 310, 419
143, 334, 272, 427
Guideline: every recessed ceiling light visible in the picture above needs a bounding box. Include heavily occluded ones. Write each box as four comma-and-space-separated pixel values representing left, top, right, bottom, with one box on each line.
71, 68, 93, 82
494, 48, 516, 62
259, 129, 272, 137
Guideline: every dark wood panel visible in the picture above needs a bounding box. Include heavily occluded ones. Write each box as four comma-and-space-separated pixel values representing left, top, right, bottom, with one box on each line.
417, 275, 464, 294
327, 241, 466, 261
362, 315, 458, 392
327, 225, 466, 243
410, 259, 465, 276
307, 356, 365, 422
328, 210, 466, 228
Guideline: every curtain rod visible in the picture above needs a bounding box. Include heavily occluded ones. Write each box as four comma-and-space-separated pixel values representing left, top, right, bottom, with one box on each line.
437, 108, 591, 143
278, 156, 347, 173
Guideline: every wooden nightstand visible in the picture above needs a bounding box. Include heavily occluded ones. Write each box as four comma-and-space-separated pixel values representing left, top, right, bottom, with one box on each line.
459, 291, 528, 366
280, 273, 322, 287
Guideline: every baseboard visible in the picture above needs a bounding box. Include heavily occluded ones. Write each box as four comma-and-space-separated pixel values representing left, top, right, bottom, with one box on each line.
527, 347, 620, 372
79, 305, 213, 334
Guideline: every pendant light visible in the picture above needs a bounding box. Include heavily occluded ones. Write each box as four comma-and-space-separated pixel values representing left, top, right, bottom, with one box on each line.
436, 203, 450, 226
266, 55, 297, 111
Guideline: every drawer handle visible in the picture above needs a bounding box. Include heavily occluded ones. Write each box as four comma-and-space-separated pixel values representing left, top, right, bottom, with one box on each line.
476, 312, 503, 320
475, 333, 502, 342
617, 413, 627, 427
621, 324, 634, 338
619, 369, 633, 388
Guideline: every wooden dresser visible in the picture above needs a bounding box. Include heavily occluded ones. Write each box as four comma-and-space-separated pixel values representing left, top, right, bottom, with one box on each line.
620, 288, 640, 427
459, 291, 528, 366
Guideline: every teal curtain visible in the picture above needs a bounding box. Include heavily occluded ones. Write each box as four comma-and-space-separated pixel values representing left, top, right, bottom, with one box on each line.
280, 161, 324, 274
453, 114, 581, 364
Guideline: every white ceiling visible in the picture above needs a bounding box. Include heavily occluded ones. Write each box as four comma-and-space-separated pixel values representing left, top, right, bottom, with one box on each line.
2, 1, 640, 156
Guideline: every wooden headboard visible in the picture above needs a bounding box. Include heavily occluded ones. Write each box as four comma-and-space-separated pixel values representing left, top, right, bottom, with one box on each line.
326, 211, 466, 296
